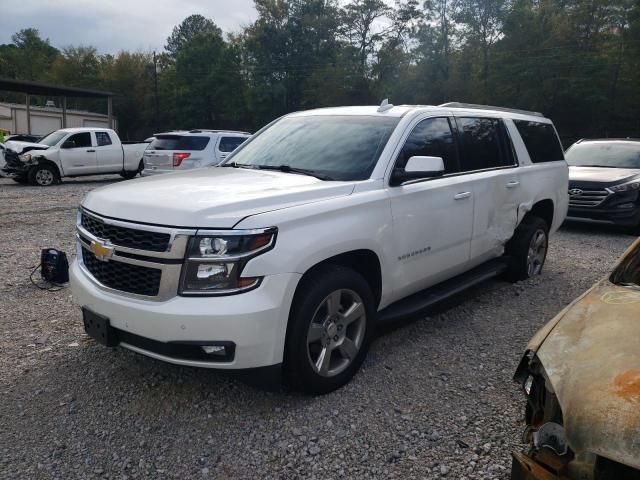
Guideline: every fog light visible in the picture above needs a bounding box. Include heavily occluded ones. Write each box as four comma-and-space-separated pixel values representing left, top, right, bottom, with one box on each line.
533, 422, 568, 456
202, 345, 226, 355
616, 202, 635, 209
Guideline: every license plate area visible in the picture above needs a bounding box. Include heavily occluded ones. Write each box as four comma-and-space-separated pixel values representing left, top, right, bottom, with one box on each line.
82, 307, 119, 347
144, 154, 172, 167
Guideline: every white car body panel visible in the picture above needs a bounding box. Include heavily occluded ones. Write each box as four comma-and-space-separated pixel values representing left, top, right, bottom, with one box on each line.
71, 104, 569, 370
4, 140, 48, 154
82, 167, 356, 228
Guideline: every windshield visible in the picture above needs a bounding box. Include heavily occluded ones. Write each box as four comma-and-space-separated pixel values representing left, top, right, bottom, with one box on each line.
224, 115, 400, 181
37, 131, 68, 147
565, 142, 640, 168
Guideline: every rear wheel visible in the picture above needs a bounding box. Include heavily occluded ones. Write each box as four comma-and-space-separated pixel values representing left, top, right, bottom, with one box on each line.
505, 216, 549, 281
28, 164, 59, 186
285, 265, 375, 394
120, 160, 143, 179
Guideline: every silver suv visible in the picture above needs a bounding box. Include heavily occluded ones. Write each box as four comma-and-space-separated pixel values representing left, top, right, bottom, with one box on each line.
142, 130, 250, 176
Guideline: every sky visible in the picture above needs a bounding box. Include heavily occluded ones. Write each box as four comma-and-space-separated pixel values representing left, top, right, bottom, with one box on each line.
0, 0, 259, 54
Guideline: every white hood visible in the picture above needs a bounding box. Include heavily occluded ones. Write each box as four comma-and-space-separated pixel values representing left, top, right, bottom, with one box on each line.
82, 167, 356, 228
4, 140, 49, 154
568, 166, 640, 183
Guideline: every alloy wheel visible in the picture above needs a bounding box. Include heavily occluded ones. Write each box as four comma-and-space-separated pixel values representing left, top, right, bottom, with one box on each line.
306, 289, 367, 377
527, 229, 547, 276
35, 169, 54, 186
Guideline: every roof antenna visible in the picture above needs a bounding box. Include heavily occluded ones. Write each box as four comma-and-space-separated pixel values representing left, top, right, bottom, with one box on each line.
377, 98, 393, 113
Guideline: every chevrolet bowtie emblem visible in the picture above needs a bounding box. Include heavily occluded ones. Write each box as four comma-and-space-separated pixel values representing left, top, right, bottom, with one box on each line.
90, 240, 114, 261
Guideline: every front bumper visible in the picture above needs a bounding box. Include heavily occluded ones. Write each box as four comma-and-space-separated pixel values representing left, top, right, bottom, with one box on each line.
70, 260, 301, 369
567, 204, 640, 227
567, 189, 640, 227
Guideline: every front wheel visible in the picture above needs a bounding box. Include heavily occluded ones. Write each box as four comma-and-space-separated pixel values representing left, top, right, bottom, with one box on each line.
505, 216, 549, 282
28, 164, 59, 186
285, 265, 375, 394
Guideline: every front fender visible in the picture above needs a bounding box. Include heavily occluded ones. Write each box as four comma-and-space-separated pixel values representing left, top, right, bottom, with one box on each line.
235, 189, 394, 306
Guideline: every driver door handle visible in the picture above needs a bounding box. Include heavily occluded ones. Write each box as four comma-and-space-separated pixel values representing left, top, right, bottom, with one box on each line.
454, 192, 472, 200
506, 181, 520, 188
87, 149, 96, 152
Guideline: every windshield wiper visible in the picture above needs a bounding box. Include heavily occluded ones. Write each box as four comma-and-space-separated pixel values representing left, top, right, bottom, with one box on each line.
221, 161, 255, 169
256, 164, 335, 181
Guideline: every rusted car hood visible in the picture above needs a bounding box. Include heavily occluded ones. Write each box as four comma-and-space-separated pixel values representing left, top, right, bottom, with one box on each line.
527, 269, 640, 469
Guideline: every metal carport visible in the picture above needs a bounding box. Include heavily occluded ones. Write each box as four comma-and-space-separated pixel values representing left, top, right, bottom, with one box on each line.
0, 77, 114, 133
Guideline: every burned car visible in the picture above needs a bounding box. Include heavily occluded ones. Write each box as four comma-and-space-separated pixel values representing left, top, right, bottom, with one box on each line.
512, 237, 640, 480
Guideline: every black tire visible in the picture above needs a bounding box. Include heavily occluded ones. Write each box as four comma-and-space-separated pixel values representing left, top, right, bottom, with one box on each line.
12, 175, 28, 184
284, 265, 375, 394
120, 160, 143, 179
505, 216, 549, 282
27, 163, 59, 186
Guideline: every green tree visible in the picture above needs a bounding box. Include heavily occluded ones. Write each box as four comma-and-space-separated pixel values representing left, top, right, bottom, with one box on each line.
0, 28, 59, 80
165, 14, 223, 57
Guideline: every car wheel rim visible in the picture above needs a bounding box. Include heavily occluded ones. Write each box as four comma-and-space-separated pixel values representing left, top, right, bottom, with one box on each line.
306, 289, 366, 378
35, 169, 54, 186
527, 229, 547, 276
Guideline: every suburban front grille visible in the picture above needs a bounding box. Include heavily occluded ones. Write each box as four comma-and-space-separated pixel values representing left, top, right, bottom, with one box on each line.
81, 247, 162, 296
568, 189, 609, 208
81, 212, 171, 252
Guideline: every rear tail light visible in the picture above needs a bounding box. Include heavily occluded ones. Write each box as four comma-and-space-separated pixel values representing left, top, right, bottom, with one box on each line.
173, 152, 191, 167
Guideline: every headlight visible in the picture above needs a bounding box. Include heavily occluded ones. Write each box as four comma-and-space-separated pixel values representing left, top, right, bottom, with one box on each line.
607, 181, 640, 193
19, 153, 32, 162
179, 228, 276, 296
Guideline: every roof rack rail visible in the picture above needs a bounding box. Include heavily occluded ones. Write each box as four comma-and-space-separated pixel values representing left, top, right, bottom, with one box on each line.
439, 102, 544, 118
188, 129, 251, 135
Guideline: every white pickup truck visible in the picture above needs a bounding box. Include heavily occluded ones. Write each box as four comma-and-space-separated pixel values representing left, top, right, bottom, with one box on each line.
3, 127, 149, 186
70, 102, 568, 394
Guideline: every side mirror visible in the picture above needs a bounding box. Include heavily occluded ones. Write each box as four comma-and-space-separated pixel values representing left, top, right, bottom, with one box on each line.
391, 156, 445, 185
62, 140, 76, 149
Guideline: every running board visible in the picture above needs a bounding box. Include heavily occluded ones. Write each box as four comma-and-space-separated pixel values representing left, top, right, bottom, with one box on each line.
377, 258, 509, 324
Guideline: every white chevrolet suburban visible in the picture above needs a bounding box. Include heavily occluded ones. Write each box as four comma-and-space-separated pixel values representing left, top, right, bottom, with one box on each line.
3, 128, 150, 186
70, 102, 568, 394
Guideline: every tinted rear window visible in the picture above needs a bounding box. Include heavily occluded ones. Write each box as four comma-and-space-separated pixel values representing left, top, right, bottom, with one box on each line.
219, 137, 246, 152
514, 120, 564, 163
149, 135, 210, 151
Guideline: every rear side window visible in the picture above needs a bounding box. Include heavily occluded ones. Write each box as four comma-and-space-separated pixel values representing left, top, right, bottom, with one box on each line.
66, 132, 92, 148
457, 117, 513, 172
514, 120, 564, 163
397, 117, 458, 173
95, 132, 112, 146
149, 135, 210, 151
219, 137, 246, 153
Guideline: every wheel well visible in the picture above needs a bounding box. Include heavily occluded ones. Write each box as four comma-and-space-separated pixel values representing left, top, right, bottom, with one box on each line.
526, 199, 554, 229
33, 157, 61, 177
301, 250, 383, 308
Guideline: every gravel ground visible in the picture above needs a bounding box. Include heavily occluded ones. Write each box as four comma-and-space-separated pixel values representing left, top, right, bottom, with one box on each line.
0, 175, 635, 480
